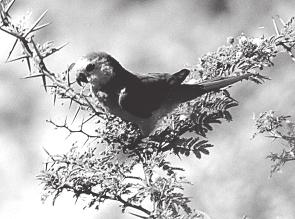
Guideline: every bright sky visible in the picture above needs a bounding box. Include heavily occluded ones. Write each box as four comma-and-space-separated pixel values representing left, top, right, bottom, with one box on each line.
1, 0, 295, 219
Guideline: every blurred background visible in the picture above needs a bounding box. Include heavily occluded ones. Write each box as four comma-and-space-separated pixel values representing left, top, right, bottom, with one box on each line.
1, 0, 295, 218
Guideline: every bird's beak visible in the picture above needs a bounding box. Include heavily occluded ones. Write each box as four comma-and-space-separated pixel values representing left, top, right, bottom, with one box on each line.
76, 72, 88, 86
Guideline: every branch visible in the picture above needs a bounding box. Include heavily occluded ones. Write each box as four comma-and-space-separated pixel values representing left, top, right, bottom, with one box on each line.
60, 184, 151, 216
253, 110, 295, 175
0, 1, 104, 118
47, 119, 99, 145
3, 1, 295, 218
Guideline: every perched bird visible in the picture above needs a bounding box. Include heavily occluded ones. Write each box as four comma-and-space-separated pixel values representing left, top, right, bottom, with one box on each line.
73, 52, 250, 136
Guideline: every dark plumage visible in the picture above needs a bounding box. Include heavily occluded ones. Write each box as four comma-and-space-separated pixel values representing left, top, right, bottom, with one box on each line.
73, 52, 250, 135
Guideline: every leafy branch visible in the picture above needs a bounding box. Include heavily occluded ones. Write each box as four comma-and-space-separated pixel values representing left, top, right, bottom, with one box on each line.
1, 0, 295, 218
253, 111, 295, 175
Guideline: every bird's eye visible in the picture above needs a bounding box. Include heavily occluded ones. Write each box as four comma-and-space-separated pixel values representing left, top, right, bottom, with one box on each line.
86, 63, 95, 72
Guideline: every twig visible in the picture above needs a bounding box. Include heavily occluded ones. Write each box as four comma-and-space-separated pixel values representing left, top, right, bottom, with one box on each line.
47, 119, 99, 140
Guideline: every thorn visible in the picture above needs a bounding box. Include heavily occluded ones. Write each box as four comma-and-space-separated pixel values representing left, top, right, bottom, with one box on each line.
82, 114, 95, 125
128, 212, 148, 219
42, 74, 47, 92
53, 96, 57, 105
44, 42, 69, 58
65, 132, 71, 140
7, 55, 30, 63
4, 0, 16, 14
31, 22, 51, 32
56, 42, 69, 50
80, 116, 85, 127
6, 38, 18, 62
272, 16, 280, 36
53, 88, 57, 106
277, 16, 286, 27
26, 57, 31, 72
44, 162, 48, 171
83, 137, 89, 146
69, 98, 74, 110
0, 11, 6, 26
42, 147, 55, 161
71, 106, 81, 125
88, 137, 98, 145
67, 68, 71, 86
24, 10, 48, 37
22, 73, 44, 79
0, 26, 19, 38
44, 85, 57, 88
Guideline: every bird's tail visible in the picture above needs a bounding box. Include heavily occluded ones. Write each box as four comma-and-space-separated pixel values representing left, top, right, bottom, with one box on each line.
170, 73, 252, 103
197, 73, 251, 92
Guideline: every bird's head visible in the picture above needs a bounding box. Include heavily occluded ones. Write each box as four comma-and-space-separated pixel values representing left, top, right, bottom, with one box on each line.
73, 52, 119, 93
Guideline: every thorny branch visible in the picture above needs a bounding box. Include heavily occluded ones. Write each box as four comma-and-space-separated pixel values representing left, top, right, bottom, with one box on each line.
47, 119, 99, 145
0, 0, 103, 116
2, 0, 295, 218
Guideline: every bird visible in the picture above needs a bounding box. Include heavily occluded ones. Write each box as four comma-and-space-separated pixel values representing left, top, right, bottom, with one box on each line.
72, 52, 251, 136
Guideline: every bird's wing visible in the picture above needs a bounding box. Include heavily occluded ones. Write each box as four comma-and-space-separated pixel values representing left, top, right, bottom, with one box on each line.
118, 86, 152, 118
138, 69, 190, 85
117, 69, 190, 118
167, 69, 190, 85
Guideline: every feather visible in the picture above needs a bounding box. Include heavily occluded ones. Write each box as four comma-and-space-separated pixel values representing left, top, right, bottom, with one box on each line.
73, 52, 252, 136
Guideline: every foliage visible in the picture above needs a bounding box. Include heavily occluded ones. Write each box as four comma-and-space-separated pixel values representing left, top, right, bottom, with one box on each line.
253, 110, 295, 175
1, 0, 295, 218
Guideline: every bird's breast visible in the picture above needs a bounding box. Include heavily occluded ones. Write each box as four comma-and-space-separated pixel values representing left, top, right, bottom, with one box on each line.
98, 92, 143, 121
96, 89, 180, 135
